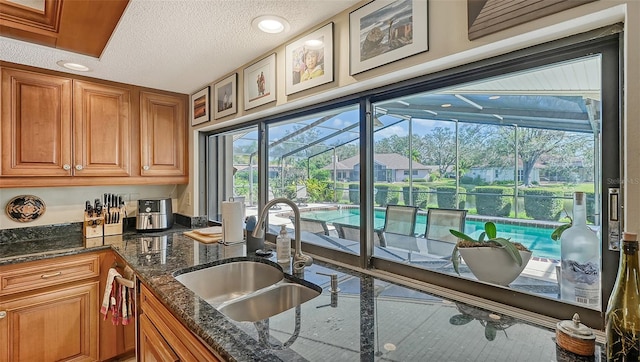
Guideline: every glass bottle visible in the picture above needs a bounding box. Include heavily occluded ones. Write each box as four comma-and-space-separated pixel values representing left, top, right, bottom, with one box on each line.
606, 232, 640, 361
276, 225, 291, 264
560, 191, 600, 306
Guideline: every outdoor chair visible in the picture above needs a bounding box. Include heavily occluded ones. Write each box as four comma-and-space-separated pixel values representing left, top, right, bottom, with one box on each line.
296, 185, 309, 206
375, 205, 420, 260
334, 222, 384, 246
290, 216, 330, 236
424, 208, 467, 257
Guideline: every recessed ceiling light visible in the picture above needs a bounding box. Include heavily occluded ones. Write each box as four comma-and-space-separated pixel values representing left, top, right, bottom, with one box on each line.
489, 95, 501, 100
252, 15, 290, 34
441, 103, 452, 108
56, 60, 90, 72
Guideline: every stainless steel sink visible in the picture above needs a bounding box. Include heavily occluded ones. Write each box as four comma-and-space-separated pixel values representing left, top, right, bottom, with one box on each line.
174, 260, 284, 305
173, 259, 321, 322
219, 282, 320, 322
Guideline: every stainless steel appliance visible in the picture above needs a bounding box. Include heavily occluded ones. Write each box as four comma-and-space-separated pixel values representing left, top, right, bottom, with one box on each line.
136, 198, 173, 231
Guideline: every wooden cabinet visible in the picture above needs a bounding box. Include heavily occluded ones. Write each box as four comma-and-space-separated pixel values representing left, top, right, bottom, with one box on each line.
0, 281, 99, 362
0, 251, 135, 362
73, 80, 131, 176
0, 67, 73, 177
0, 254, 102, 362
140, 91, 187, 177
139, 284, 222, 362
1, 68, 131, 177
0, 64, 189, 187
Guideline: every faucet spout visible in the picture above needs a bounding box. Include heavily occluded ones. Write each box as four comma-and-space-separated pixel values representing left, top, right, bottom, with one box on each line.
251, 198, 313, 267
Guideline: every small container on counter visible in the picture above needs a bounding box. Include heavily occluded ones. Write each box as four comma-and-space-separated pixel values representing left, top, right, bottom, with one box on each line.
556, 313, 596, 361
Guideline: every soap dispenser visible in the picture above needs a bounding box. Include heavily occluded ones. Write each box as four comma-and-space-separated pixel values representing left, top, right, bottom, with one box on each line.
276, 225, 291, 264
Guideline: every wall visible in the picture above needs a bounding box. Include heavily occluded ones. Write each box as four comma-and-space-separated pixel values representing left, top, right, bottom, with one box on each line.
187, 0, 639, 234
0, 185, 177, 229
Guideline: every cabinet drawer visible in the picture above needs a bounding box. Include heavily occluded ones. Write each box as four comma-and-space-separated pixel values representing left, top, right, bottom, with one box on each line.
0, 253, 100, 296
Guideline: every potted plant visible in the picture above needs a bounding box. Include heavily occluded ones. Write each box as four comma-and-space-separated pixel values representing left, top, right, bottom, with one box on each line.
450, 221, 532, 286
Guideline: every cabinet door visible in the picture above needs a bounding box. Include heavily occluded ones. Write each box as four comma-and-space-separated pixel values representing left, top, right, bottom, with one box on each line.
139, 314, 180, 362
1, 68, 73, 176
139, 92, 186, 177
0, 281, 99, 362
73, 80, 131, 176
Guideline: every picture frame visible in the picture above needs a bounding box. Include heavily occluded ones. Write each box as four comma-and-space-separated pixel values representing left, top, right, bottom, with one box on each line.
191, 86, 210, 126
349, 0, 429, 75
285, 22, 334, 95
214, 73, 237, 119
243, 53, 276, 110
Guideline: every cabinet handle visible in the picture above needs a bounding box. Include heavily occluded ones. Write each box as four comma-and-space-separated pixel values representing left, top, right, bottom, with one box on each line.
41, 271, 62, 279
63, 164, 71, 170
0, 311, 6, 319
75, 164, 83, 170
142, 165, 150, 171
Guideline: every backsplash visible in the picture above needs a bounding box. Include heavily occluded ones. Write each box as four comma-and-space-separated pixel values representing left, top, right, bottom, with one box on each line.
0, 214, 207, 244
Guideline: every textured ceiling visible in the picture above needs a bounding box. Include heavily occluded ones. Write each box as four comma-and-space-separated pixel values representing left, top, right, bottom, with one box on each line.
0, 0, 360, 94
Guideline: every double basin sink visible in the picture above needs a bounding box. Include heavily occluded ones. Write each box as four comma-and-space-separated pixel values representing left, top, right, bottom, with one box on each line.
173, 258, 321, 322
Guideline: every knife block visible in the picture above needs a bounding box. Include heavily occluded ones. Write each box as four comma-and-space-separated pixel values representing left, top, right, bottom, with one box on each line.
83, 213, 104, 239
104, 211, 124, 236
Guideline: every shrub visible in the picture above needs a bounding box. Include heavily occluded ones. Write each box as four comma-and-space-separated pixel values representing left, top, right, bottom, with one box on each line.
375, 184, 401, 206
521, 188, 564, 221
402, 185, 430, 208
436, 186, 466, 209
348, 183, 359, 204
474, 186, 512, 217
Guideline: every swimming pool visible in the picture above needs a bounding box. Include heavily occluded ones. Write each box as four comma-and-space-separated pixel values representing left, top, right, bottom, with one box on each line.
300, 207, 561, 260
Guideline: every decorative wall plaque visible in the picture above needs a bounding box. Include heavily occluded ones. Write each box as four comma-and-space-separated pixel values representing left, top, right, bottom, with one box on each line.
5, 195, 46, 222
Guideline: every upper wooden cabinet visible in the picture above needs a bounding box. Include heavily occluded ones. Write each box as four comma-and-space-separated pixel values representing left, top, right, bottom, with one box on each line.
140, 92, 186, 177
1, 68, 131, 177
73, 80, 131, 177
0, 64, 188, 187
1, 67, 73, 176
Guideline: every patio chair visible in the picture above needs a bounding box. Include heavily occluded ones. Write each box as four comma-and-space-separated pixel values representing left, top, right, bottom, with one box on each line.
334, 222, 384, 247
296, 185, 308, 206
376, 204, 419, 242
290, 216, 329, 236
424, 208, 467, 257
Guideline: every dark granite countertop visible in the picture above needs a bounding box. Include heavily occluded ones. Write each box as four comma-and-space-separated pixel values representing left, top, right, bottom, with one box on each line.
0, 226, 601, 361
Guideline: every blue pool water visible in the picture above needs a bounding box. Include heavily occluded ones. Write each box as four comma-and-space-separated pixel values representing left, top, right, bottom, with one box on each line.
301, 207, 561, 260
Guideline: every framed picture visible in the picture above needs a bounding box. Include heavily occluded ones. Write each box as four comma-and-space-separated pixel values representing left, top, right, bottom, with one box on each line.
214, 73, 237, 119
191, 86, 210, 126
349, 0, 429, 75
243, 53, 276, 110
285, 22, 334, 95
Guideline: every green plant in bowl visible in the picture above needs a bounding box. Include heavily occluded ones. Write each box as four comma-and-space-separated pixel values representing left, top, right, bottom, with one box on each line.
449, 221, 530, 275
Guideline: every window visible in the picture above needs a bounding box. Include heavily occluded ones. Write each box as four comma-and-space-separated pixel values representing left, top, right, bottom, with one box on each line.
205, 32, 620, 327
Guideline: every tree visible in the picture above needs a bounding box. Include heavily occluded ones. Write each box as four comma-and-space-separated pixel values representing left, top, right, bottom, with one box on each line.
497, 127, 590, 186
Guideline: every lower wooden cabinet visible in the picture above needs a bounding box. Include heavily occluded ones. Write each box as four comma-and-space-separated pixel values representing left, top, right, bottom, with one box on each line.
139, 284, 222, 362
0, 280, 99, 362
140, 314, 179, 362
0, 250, 135, 362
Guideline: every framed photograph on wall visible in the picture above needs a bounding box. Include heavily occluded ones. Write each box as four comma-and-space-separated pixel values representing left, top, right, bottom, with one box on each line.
285, 22, 334, 95
243, 54, 276, 110
349, 0, 429, 75
191, 86, 210, 126
214, 73, 237, 119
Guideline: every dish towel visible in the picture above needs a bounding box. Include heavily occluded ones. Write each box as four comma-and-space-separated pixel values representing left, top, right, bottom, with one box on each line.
101, 267, 134, 325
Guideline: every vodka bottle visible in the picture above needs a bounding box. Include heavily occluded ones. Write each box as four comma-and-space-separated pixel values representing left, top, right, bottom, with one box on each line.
606, 232, 640, 361
276, 225, 291, 264
560, 191, 600, 306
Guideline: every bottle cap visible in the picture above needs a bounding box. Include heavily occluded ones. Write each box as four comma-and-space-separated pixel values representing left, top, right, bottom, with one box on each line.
622, 232, 638, 241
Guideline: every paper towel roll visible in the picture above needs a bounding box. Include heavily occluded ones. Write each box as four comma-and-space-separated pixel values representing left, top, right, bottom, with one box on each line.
222, 201, 244, 243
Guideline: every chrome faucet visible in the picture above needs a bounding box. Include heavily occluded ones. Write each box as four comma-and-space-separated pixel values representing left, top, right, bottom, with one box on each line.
252, 198, 313, 267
